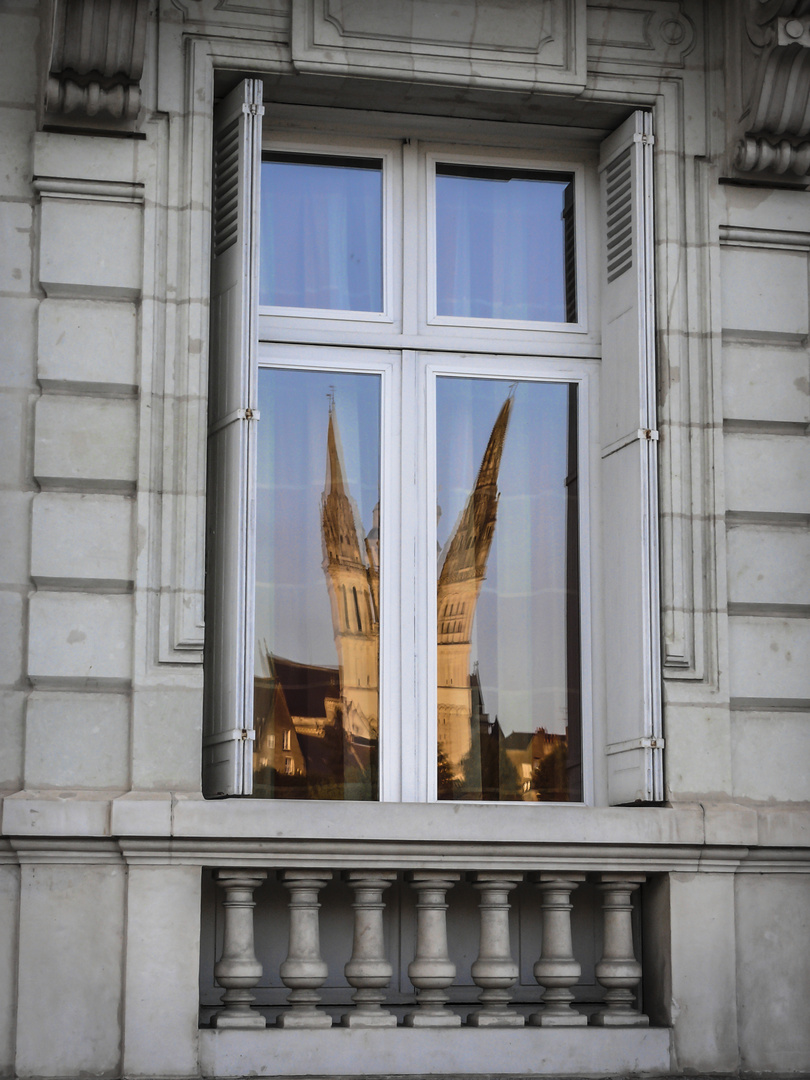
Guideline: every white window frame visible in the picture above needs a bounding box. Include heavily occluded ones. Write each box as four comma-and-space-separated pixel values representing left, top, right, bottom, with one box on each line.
203, 81, 663, 807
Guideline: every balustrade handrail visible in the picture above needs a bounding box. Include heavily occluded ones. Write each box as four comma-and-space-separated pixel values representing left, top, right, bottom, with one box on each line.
210, 867, 649, 1030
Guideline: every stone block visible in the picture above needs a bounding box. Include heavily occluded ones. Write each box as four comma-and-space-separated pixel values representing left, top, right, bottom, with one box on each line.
198, 1026, 672, 1077
0, 201, 33, 294
28, 592, 133, 687
39, 197, 142, 299
731, 711, 810, 802
0, 864, 20, 1075
0, 689, 25, 791
15, 861, 124, 1076
34, 394, 137, 492
722, 340, 810, 424
0, 490, 32, 586
123, 865, 201, 1077
736, 874, 810, 1071
0, 296, 37, 388
668, 871, 739, 1072
728, 615, 810, 702
38, 297, 138, 392
721, 246, 808, 337
724, 183, 810, 236
111, 792, 172, 835
24, 690, 130, 789
0, 389, 29, 488
0, 103, 34, 198
33, 130, 140, 185
727, 523, 810, 607
0, 590, 23, 685
661, 704, 733, 801
0, 11, 39, 106
31, 492, 133, 588
131, 686, 203, 791
724, 432, 810, 515
2, 791, 112, 835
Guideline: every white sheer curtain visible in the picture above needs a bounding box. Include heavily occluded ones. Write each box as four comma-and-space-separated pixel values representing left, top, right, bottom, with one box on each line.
260, 155, 382, 312
435, 167, 571, 322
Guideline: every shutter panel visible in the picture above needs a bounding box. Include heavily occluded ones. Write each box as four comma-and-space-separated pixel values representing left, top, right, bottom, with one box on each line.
202, 78, 264, 796
599, 110, 663, 804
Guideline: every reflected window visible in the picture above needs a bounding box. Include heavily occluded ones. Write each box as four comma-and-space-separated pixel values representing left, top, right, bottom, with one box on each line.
253, 369, 381, 800
436, 378, 581, 802
260, 153, 383, 312
435, 164, 576, 323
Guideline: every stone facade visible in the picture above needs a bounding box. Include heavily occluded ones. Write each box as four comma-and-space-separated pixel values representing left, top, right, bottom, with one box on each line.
0, 0, 808, 1077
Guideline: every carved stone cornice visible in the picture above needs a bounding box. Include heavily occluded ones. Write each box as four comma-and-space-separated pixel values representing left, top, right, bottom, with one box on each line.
736, 0, 810, 175
45, 0, 149, 122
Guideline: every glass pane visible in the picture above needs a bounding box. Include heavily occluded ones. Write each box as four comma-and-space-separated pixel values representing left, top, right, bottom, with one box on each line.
435, 165, 576, 323
260, 154, 383, 312
436, 377, 581, 802
254, 368, 381, 799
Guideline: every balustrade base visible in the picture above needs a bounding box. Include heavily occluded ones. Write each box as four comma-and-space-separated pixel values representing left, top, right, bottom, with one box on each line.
403, 1012, 463, 1027
467, 1012, 525, 1028
277, 1012, 333, 1029
200, 1025, 672, 1077
342, 1012, 398, 1028
530, 1010, 588, 1027
591, 1011, 650, 1027
211, 1012, 267, 1029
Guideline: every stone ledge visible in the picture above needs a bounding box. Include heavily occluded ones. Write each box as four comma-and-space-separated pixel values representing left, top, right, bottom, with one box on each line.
199, 1025, 672, 1077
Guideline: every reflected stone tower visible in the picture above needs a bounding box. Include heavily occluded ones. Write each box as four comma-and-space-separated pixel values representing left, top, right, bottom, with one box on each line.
321, 402, 379, 745
437, 391, 513, 784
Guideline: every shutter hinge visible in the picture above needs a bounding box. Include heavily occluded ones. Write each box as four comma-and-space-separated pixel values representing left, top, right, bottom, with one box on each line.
208, 407, 261, 437
601, 428, 659, 459
241, 728, 255, 742
243, 102, 265, 117
606, 735, 666, 755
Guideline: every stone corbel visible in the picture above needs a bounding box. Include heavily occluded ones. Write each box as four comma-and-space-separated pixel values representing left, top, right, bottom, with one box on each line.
45, 0, 148, 123
735, 1, 810, 176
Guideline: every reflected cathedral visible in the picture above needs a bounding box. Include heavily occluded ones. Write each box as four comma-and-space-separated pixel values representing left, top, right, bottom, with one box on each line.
253, 390, 574, 801
253, 401, 379, 799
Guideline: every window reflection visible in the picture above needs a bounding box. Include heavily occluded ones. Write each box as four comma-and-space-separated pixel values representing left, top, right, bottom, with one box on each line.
254, 369, 380, 799
436, 378, 581, 801
260, 154, 383, 312
435, 165, 576, 323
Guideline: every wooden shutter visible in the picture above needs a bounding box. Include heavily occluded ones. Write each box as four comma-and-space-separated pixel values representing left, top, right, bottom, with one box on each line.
202, 78, 264, 796
599, 110, 663, 804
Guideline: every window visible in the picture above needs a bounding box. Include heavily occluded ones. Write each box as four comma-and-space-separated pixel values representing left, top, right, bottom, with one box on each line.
203, 80, 662, 808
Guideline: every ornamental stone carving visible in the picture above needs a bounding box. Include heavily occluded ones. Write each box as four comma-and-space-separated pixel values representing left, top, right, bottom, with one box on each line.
45, 0, 149, 122
736, 0, 810, 175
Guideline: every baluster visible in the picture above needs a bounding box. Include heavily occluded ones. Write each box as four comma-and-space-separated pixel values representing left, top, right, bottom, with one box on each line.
468, 872, 524, 1027
404, 871, 461, 1027
277, 869, 333, 1028
529, 872, 587, 1026
592, 873, 649, 1026
212, 869, 267, 1028
342, 870, 397, 1027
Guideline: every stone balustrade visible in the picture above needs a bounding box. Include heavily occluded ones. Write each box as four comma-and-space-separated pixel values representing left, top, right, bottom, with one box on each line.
209, 868, 649, 1029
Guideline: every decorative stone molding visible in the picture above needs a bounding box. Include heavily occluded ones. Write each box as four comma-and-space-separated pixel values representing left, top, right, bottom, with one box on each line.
45, 0, 149, 122
291, 0, 587, 93
736, 1, 810, 175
